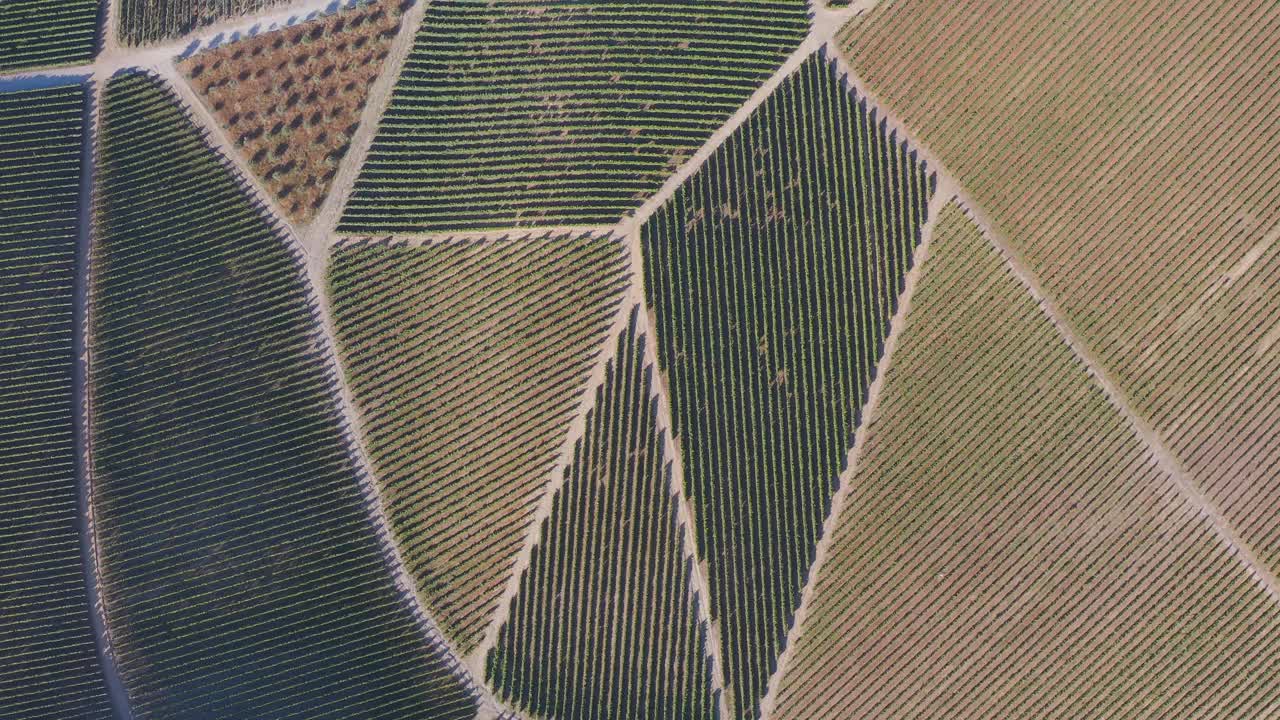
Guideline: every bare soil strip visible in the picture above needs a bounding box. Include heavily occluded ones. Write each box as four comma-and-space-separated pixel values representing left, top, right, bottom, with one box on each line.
307, 0, 430, 249
78, 72, 136, 720
627, 228, 735, 720
823, 41, 1280, 612
466, 249, 637, 679
756, 182, 954, 720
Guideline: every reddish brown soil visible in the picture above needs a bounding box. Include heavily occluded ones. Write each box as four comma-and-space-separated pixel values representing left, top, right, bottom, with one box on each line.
178, 1, 402, 223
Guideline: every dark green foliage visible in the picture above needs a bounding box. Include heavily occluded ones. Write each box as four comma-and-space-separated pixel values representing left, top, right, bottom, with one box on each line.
642, 52, 935, 718
488, 307, 718, 720
91, 72, 475, 719
340, 0, 810, 233
0, 0, 99, 72
0, 83, 115, 720
118, 0, 283, 45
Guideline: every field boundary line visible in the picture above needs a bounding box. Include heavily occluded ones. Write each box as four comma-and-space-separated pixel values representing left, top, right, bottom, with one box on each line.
333, 225, 619, 248
756, 180, 953, 720
466, 241, 635, 680
808, 0, 879, 38
626, 228, 735, 720
826, 40, 1280, 612
102, 0, 120, 54
308, 0, 431, 251
78, 72, 137, 720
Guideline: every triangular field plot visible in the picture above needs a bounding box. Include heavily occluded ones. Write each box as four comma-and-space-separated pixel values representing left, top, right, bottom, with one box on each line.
177, 0, 403, 223
641, 51, 935, 718
327, 233, 628, 654
773, 203, 1280, 719
487, 307, 719, 720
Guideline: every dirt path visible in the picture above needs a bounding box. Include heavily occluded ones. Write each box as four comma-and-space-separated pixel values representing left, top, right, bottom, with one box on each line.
304, 0, 429, 251
77, 71, 136, 720
756, 183, 955, 720
825, 39, 1280, 610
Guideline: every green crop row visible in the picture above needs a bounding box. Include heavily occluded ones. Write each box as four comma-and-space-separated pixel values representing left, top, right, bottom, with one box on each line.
339, 0, 809, 233
0, 0, 98, 72
487, 306, 719, 720
327, 233, 627, 654
642, 51, 935, 719
0, 83, 116, 720
118, 0, 283, 45
90, 71, 474, 719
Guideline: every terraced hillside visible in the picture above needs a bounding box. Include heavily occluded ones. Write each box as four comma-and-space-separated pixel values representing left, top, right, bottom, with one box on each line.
340, 0, 809, 233
90, 72, 474, 719
642, 51, 934, 718
328, 233, 627, 654
488, 307, 718, 720
0, 0, 99, 72
0, 83, 116, 720
118, 0, 285, 45
772, 203, 1280, 719
840, 0, 1280, 578
177, 0, 402, 223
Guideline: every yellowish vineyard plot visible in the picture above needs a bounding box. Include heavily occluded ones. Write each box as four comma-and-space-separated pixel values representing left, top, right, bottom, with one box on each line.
328, 234, 628, 654
773, 203, 1280, 719
840, 0, 1280, 573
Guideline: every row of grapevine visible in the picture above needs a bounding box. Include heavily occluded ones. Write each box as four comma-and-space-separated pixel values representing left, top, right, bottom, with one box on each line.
773, 203, 1280, 718
118, 0, 284, 45
177, 0, 403, 223
642, 51, 934, 718
487, 306, 719, 720
339, 0, 810, 233
0, 83, 116, 720
0, 0, 98, 72
327, 233, 628, 654
840, 0, 1280, 574
90, 71, 474, 719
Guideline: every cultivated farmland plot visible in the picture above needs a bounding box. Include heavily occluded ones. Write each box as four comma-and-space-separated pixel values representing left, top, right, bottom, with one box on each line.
5, 0, 1280, 718
0, 83, 116, 720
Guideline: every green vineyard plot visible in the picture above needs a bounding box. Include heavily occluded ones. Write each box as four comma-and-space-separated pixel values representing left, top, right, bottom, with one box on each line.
118, 0, 286, 45
0, 0, 98, 72
773, 203, 1280, 719
339, 0, 809, 233
90, 72, 474, 719
328, 233, 627, 654
487, 307, 718, 720
0, 83, 115, 720
841, 0, 1280, 581
642, 51, 934, 718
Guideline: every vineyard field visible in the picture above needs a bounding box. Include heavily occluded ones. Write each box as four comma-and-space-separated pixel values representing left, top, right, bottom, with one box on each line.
177, 0, 402, 223
841, 0, 1280, 577
642, 51, 934, 718
90, 72, 474, 719
118, 0, 284, 45
487, 307, 718, 720
0, 83, 115, 720
772, 202, 1280, 719
338, 0, 809, 233
0, 0, 98, 72
328, 233, 627, 654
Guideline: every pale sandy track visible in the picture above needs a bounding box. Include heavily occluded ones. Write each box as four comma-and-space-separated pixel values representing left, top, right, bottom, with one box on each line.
757, 183, 954, 720
77, 71, 136, 720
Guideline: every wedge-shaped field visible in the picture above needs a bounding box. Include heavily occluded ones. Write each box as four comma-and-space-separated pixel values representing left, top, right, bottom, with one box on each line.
642, 52, 933, 719
91, 72, 474, 719
841, 0, 1280, 576
340, 0, 809, 233
119, 0, 284, 45
178, 0, 401, 223
487, 307, 718, 720
0, 84, 115, 720
329, 233, 627, 653
0, 0, 98, 72
773, 203, 1280, 719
